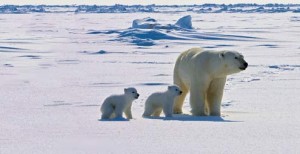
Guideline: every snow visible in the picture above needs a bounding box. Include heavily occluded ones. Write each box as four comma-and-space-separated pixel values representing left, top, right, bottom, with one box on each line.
1, 5, 300, 154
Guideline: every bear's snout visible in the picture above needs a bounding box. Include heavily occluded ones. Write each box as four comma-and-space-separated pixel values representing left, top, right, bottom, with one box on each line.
240, 62, 248, 70
179, 91, 183, 95
135, 93, 140, 99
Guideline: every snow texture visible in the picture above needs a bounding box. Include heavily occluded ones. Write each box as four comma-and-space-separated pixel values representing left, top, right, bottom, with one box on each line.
1, 4, 300, 154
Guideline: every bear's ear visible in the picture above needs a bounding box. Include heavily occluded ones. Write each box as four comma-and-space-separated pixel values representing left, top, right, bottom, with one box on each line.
219, 52, 225, 59
124, 88, 128, 93
168, 86, 172, 90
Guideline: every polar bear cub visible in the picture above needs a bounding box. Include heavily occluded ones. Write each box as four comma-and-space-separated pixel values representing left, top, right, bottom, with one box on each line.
100, 87, 139, 120
143, 85, 182, 117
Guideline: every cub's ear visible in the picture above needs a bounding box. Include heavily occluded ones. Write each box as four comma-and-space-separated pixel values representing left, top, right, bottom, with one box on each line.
124, 88, 128, 93
219, 52, 225, 58
168, 86, 172, 90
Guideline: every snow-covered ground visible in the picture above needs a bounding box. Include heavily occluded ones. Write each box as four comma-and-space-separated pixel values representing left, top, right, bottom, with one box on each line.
1, 5, 300, 154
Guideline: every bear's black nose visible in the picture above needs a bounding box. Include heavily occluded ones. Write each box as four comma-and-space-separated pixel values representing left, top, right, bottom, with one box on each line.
244, 62, 248, 68
137, 94, 140, 97
179, 91, 182, 94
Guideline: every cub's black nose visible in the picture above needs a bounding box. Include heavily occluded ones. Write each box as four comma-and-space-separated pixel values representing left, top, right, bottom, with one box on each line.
179, 91, 183, 94
135, 94, 140, 99
244, 62, 248, 68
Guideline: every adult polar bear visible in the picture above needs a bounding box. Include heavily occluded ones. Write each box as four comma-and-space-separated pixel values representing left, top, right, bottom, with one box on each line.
173, 48, 248, 116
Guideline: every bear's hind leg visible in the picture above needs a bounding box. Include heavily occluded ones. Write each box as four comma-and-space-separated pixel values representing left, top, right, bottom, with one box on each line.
142, 103, 155, 117
101, 105, 114, 119
173, 74, 188, 114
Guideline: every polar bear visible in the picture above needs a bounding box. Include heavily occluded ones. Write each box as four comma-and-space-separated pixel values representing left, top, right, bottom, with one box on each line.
173, 48, 248, 116
143, 85, 182, 117
100, 87, 139, 120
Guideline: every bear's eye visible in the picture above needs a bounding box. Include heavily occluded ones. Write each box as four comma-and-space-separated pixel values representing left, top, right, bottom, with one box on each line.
175, 89, 178, 91
234, 57, 238, 59
132, 92, 135, 93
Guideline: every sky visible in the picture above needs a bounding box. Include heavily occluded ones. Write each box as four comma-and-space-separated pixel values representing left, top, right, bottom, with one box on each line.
0, 0, 299, 5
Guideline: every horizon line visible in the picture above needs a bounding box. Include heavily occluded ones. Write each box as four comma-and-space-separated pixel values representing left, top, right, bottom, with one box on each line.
0, 3, 299, 6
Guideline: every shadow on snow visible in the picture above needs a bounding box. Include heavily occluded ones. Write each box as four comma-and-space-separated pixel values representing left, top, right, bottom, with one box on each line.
143, 114, 242, 122
98, 117, 129, 122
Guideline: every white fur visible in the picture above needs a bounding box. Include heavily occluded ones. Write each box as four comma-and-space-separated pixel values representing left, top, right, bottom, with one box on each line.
100, 87, 139, 120
173, 48, 248, 116
143, 85, 182, 117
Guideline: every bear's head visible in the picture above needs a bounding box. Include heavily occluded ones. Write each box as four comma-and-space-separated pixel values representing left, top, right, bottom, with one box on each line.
220, 51, 248, 75
168, 85, 182, 96
124, 87, 139, 99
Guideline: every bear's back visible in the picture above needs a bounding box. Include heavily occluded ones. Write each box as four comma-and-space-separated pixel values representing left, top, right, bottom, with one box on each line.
178, 48, 203, 60
175, 48, 213, 71
104, 94, 126, 105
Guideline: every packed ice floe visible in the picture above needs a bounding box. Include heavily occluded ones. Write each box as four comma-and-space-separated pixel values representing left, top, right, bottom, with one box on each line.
132, 15, 192, 30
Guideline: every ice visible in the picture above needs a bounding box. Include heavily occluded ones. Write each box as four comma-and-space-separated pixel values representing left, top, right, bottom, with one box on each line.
132, 17, 158, 29
175, 15, 192, 29
75, 4, 155, 13
1, 4, 300, 154
132, 15, 192, 30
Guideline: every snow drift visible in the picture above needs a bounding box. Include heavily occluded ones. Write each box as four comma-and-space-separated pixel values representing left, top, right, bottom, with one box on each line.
88, 15, 259, 46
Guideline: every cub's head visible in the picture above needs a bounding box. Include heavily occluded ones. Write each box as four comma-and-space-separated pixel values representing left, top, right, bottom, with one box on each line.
167, 85, 182, 96
124, 87, 139, 99
220, 51, 248, 75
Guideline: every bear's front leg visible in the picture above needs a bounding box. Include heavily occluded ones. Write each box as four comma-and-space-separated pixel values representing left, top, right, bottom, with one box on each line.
207, 78, 226, 116
124, 104, 133, 119
190, 76, 211, 116
190, 85, 207, 116
163, 103, 173, 117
